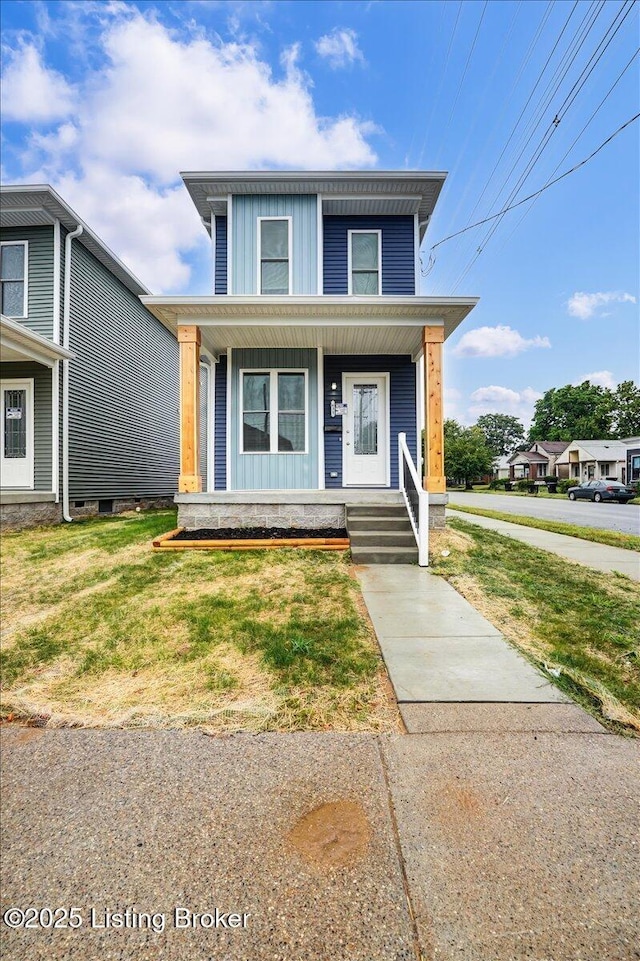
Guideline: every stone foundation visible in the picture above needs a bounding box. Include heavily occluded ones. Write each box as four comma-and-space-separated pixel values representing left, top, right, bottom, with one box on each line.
178, 501, 345, 531
1, 500, 62, 531
69, 496, 174, 520
429, 504, 445, 529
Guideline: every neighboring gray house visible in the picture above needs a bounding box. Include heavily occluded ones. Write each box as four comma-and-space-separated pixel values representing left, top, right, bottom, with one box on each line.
0, 185, 179, 530
554, 440, 628, 482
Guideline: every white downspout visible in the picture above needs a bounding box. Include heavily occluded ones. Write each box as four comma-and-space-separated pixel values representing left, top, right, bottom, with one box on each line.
52, 219, 61, 500
62, 224, 83, 522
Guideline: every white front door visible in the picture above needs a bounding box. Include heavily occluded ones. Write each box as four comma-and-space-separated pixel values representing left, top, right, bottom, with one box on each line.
343, 374, 389, 486
1, 379, 34, 489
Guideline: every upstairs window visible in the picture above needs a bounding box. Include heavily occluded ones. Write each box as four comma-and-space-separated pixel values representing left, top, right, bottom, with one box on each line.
0, 242, 28, 317
348, 230, 381, 295
242, 370, 306, 453
258, 218, 291, 294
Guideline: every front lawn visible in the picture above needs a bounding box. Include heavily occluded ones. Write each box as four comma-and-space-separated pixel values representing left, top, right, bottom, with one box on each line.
0, 511, 398, 731
430, 520, 640, 733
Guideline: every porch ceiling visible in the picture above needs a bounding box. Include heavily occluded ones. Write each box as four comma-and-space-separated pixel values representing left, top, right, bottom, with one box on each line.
0, 314, 75, 367
141, 296, 479, 357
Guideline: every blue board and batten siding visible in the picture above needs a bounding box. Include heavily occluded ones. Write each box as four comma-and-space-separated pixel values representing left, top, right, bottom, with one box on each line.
323, 355, 417, 489
214, 216, 227, 295
323, 216, 415, 295
232, 196, 317, 295
230, 348, 318, 490
67, 240, 179, 500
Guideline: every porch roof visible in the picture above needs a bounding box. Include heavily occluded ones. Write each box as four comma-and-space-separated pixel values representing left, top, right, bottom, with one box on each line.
0, 314, 75, 367
141, 295, 479, 358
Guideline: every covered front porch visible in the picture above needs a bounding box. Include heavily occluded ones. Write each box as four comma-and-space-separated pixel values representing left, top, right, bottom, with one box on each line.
141, 295, 478, 533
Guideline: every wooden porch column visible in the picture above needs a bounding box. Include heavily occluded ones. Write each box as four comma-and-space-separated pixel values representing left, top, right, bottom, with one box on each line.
423, 325, 445, 493
178, 325, 202, 493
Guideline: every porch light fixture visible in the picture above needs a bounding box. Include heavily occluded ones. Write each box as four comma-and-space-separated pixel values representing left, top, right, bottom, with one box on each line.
330, 382, 338, 392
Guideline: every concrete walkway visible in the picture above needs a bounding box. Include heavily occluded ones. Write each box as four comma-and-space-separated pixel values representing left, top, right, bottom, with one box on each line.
355, 565, 568, 713
447, 507, 640, 580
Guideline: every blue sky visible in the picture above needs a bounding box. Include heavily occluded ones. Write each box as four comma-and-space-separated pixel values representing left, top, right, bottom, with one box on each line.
1, 0, 638, 427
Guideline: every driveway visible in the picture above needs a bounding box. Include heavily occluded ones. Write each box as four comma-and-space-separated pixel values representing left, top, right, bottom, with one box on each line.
448, 490, 640, 535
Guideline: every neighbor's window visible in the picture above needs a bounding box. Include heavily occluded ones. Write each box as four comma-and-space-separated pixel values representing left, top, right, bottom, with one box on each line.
349, 230, 381, 295
0, 242, 27, 317
259, 219, 290, 294
242, 370, 306, 453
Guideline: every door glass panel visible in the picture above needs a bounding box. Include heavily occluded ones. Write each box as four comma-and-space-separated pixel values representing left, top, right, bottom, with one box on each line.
353, 384, 378, 455
4, 389, 27, 458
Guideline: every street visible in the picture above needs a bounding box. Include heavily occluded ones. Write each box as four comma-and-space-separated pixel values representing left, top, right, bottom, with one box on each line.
447, 491, 640, 536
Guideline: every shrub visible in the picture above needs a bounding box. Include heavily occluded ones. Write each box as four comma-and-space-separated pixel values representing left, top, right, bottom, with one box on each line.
557, 479, 573, 493
516, 479, 530, 492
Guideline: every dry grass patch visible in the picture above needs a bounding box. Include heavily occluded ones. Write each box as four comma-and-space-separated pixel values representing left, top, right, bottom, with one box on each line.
1, 511, 399, 732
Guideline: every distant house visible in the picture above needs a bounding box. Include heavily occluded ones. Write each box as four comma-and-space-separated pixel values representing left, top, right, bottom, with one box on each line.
493, 455, 511, 479
508, 441, 569, 480
0, 185, 179, 530
554, 440, 628, 483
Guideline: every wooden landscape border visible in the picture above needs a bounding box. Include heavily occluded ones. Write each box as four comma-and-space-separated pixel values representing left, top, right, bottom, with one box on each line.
152, 527, 350, 551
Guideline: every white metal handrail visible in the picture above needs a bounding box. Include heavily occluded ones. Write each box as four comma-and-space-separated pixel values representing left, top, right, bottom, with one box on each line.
398, 432, 429, 566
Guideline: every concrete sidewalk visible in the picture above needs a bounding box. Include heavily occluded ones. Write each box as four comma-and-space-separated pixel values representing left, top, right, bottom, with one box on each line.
355, 564, 569, 716
447, 507, 640, 580
2, 726, 638, 961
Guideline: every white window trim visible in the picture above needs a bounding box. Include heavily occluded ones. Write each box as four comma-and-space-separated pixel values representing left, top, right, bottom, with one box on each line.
239, 367, 308, 455
347, 229, 381, 296
257, 216, 293, 295
0, 240, 29, 318
1, 377, 35, 489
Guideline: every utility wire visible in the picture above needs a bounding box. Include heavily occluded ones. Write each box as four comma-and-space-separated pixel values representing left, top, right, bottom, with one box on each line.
449, 0, 636, 290
422, 114, 639, 273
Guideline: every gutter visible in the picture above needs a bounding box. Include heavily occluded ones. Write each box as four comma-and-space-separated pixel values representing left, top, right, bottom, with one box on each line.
52, 219, 61, 501
62, 224, 83, 522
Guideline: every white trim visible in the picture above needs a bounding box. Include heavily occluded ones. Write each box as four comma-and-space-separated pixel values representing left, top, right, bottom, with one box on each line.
52, 360, 59, 500
1, 377, 34, 489
347, 229, 382, 296
257, 216, 292, 296
239, 367, 308, 455
226, 193, 233, 294
52, 220, 61, 343
211, 213, 216, 295
208, 356, 216, 492
316, 193, 323, 294
341, 372, 390, 487
62, 224, 83, 522
226, 346, 232, 489
0, 240, 29, 319
414, 213, 420, 294
0, 314, 74, 366
317, 346, 325, 488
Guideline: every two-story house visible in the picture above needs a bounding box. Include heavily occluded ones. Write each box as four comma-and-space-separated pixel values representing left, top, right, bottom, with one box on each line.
0, 185, 179, 530
142, 171, 479, 561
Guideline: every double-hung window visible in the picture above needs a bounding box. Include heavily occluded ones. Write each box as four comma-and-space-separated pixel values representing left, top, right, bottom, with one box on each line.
348, 230, 381, 295
0, 242, 28, 317
242, 370, 306, 453
258, 218, 291, 294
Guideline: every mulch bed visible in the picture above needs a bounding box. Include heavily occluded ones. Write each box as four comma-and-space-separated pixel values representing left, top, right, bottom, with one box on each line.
173, 527, 348, 541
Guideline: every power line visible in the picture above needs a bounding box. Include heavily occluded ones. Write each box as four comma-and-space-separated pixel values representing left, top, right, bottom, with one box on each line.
448, 0, 637, 291
422, 113, 639, 273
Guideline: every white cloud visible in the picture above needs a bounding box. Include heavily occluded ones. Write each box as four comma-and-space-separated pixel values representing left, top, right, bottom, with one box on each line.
468, 385, 542, 426
3, 10, 377, 291
315, 28, 365, 69
567, 290, 636, 320
1, 44, 76, 121
573, 370, 617, 390
444, 387, 465, 423
452, 325, 551, 358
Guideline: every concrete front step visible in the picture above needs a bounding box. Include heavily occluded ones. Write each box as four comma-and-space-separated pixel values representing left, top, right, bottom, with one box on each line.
351, 545, 418, 564
350, 530, 417, 548
347, 504, 409, 518
347, 515, 414, 532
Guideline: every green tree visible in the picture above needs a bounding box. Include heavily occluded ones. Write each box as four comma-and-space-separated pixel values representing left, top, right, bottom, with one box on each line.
475, 413, 525, 456
445, 421, 494, 489
613, 380, 640, 437
528, 382, 615, 441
